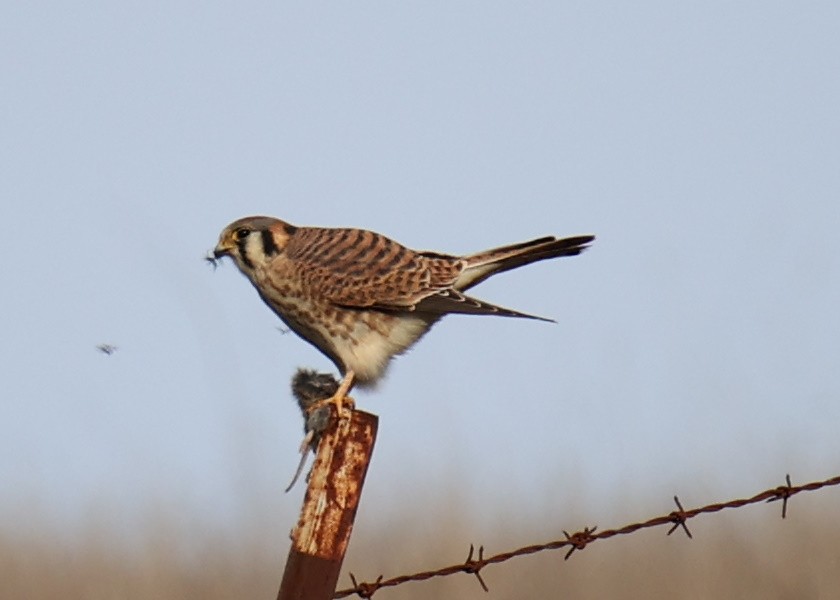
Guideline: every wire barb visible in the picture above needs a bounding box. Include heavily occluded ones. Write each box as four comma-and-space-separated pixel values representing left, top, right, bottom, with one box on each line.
334, 472, 840, 599
348, 573, 382, 599
766, 473, 794, 519
667, 495, 693, 538
562, 526, 597, 560
463, 544, 489, 592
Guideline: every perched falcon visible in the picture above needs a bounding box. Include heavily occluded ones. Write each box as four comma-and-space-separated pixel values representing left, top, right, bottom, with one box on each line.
213, 216, 593, 413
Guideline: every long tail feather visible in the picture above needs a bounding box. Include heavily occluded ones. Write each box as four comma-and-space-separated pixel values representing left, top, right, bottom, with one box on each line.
457, 234, 594, 290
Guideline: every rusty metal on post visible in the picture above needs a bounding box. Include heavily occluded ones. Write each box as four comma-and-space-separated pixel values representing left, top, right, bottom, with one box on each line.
277, 409, 378, 600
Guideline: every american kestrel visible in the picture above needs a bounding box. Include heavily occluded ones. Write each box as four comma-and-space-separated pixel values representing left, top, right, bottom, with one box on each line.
213, 216, 594, 414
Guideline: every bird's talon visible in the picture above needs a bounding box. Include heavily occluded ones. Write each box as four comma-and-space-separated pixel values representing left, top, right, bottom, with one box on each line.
305, 393, 355, 421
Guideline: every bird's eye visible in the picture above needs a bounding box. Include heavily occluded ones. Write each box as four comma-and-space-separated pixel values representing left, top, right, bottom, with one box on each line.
233, 228, 250, 241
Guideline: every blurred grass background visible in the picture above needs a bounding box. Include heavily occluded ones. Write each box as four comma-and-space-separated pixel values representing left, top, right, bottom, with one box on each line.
3, 487, 837, 599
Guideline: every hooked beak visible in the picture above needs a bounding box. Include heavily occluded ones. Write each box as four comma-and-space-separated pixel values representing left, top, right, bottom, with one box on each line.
213, 240, 233, 259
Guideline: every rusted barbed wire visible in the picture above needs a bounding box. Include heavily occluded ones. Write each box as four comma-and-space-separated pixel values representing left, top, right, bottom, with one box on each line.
335, 473, 840, 598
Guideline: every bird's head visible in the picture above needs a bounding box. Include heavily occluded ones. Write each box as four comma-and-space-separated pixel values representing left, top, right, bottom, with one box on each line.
213, 216, 298, 274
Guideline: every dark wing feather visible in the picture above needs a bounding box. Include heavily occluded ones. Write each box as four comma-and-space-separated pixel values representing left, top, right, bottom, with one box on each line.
413, 289, 554, 321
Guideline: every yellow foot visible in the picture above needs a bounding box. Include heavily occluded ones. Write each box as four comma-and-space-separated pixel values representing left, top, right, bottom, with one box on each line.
305, 370, 356, 420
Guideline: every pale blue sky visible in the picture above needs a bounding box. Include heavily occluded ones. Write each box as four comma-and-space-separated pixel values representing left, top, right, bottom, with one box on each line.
2, 2, 839, 540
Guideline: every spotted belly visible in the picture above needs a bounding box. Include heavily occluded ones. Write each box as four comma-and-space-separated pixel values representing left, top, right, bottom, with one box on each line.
260, 291, 432, 385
